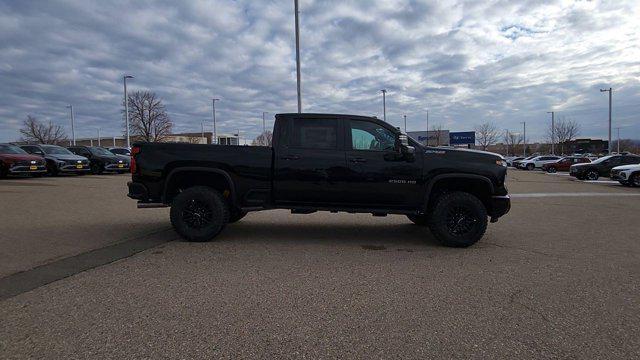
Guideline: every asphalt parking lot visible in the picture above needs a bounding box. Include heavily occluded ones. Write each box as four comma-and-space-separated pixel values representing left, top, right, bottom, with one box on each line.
1, 171, 639, 358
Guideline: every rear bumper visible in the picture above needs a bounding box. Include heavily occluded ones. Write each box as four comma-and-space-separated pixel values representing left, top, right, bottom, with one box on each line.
489, 195, 510, 220
127, 181, 149, 200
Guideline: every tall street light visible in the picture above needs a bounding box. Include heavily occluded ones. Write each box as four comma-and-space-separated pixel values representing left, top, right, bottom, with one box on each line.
547, 111, 555, 155
66, 105, 76, 145
262, 112, 268, 134
380, 89, 387, 122
521, 121, 526, 157
294, 0, 302, 113
403, 115, 407, 133
505, 129, 509, 156
600, 87, 612, 154
616, 127, 620, 153
201, 121, 205, 143
97, 128, 101, 147
123, 75, 134, 148
212, 98, 219, 144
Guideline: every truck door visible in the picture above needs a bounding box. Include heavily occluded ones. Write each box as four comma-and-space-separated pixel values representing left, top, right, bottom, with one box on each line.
273, 117, 348, 205
343, 118, 422, 208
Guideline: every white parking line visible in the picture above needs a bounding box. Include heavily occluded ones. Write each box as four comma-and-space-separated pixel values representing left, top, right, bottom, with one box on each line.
580, 180, 620, 184
546, 173, 570, 176
511, 192, 640, 198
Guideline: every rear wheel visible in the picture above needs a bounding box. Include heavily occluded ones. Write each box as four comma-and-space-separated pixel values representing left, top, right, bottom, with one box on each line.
428, 191, 488, 247
631, 173, 640, 188
586, 170, 599, 181
170, 186, 229, 242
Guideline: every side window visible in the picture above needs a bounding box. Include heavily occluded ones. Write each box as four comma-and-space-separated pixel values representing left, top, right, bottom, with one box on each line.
291, 119, 338, 149
349, 120, 396, 151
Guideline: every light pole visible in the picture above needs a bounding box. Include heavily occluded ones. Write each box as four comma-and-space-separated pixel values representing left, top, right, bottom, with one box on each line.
380, 89, 387, 122
97, 128, 101, 146
600, 87, 612, 154
521, 121, 526, 157
66, 105, 76, 145
212, 98, 219, 144
426, 110, 429, 146
123, 75, 134, 148
294, 0, 302, 113
262, 112, 268, 134
616, 127, 620, 153
403, 115, 407, 133
201, 121, 205, 143
546, 111, 555, 155
505, 129, 509, 156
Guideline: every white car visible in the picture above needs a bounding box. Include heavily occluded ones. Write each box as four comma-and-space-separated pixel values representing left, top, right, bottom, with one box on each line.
610, 164, 640, 187
518, 155, 562, 170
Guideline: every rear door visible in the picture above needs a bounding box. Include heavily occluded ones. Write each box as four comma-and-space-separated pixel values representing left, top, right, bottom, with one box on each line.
273, 116, 348, 205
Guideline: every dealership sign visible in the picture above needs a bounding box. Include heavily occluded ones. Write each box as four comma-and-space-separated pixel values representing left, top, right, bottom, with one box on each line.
449, 131, 475, 145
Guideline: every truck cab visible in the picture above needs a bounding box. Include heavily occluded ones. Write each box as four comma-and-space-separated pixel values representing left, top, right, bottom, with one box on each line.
128, 113, 510, 247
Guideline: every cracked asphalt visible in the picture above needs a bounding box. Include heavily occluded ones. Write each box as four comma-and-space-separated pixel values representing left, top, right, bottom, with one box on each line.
1, 170, 639, 359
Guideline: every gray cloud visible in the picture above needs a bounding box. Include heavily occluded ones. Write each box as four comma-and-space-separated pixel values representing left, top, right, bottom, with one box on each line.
1, 0, 639, 144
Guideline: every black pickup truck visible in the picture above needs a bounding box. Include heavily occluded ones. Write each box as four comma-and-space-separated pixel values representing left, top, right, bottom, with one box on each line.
128, 113, 510, 247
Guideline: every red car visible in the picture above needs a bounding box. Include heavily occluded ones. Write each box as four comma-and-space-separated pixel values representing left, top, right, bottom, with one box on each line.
542, 156, 590, 173
0, 143, 47, 178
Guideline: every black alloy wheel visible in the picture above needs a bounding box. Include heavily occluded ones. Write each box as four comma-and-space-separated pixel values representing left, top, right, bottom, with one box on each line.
91, 162, 103, 175
547, 167, 557, 173
428, 191, 488, 247
170, 186, 229, 242
631, 173, 640, 188
586, 170, 599, 181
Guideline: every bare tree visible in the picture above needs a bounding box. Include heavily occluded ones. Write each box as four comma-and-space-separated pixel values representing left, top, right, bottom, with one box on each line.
252, 131, 273, 146
124, 91, 173, 142
19, 115, 67, 144
503, 131, 523, 156
549, 117, 580, 154
475, 122, 499, 150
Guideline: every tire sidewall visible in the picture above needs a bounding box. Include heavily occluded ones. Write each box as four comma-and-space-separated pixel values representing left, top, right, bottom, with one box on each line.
170, 186, 229, 242
632, 173, 640, 187
587, 170, 598, 180
428, 192, 488, 247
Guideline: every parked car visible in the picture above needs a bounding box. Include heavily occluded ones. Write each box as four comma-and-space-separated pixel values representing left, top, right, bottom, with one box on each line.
67, 146, 130, 174
127, 113, 511, 248
541, 156, 591, 173
0, 143, 47, 178
570, 154, 640, 180
506, 156, 524, 167
518, 155, 562, 170
108, 147, 131, 162
513, 155, 536, 169
20, 144, 90, 176
610, 164, 640, 187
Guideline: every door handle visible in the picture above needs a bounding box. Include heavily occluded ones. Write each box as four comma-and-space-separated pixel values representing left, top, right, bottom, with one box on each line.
349, 157, 367, 163
281, 155, 300, 160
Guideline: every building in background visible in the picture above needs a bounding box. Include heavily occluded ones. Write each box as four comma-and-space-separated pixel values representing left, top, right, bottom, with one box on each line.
407, 130, 450, 146
561, 138, 609, 154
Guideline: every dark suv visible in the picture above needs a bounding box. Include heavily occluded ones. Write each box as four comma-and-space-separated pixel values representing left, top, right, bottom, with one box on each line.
68, 146, 130, 174
20, 144, 90, 175
570, 154, 640, 180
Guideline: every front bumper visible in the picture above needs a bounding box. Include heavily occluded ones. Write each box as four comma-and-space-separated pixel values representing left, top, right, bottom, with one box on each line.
105, 163, 130, 172
9, 164, 47, 174
610, 171, 626, 181
489, 195, 511, 221
59, 164, 90, 173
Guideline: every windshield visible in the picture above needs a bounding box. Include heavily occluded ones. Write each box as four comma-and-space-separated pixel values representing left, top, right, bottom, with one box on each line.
0, 144, 28, 154
43, 146, 73, 155
591, 155, 614, 164
110, 148, 130, 155
89, 147, 115, 157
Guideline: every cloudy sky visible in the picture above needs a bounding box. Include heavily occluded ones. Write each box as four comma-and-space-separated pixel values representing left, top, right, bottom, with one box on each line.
1, 0, 639, 144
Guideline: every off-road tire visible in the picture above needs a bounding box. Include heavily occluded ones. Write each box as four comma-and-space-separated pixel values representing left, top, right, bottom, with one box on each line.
407, 214, 429, 226
170, 186, 229, 242
428, 191, 488, 248
229, 209, 247, 223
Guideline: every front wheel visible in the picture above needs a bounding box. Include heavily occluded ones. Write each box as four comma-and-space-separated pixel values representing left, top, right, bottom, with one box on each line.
547, 167, 557, 173
526, 163, 535, 171
91, 163, 104, 175
428, 191, 488, 247
586, 170, 599, 181
631, 173, 640, 188
170, 186, 229, 242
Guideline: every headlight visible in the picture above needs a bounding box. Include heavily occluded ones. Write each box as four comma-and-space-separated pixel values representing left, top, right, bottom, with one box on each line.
496, 160, 507, 167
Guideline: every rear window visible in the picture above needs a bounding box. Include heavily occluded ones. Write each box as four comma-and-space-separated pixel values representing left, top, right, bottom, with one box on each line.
291, 119, 338, 149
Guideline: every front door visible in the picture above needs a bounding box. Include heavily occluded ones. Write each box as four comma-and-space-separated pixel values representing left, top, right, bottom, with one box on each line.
273, 117, 348, 206
343, 119, 422, 208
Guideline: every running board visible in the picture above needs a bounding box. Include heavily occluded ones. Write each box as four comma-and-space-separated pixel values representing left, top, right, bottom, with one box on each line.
137, 202, 168, 209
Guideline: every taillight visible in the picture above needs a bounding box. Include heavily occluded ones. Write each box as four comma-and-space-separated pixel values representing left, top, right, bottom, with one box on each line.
130, 146, 140, 174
